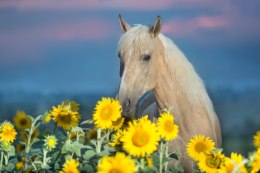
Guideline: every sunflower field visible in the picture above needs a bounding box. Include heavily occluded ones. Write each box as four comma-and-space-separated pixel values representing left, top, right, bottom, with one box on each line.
0, 97, 259, 173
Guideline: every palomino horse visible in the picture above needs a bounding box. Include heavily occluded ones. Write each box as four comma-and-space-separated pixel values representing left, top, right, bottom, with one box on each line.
117, 15, 222, 172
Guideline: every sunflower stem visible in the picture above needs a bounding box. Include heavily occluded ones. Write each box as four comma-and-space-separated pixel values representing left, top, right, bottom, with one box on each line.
42, 149, 48, 169
96, 128, 102, 153
25, 126, 33, 154
164, 141, 169, 172
0, 151, 3, 171
3, 154, 8, 166
159, 141, 164, 173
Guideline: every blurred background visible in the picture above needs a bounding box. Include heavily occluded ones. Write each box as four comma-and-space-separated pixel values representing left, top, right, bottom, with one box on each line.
0, 0, 259, 155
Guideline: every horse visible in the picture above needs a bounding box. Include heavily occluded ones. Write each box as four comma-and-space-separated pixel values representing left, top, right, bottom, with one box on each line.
116, 15, 222, 172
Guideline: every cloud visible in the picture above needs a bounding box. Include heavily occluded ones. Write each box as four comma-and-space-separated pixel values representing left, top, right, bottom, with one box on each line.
0, 18, 115, 45
0, 18, 116, 64
0, 0, 175, 11
162, 16, 229, 38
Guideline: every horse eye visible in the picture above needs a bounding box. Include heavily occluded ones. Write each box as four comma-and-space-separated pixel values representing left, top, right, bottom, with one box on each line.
141, 54, 151, 61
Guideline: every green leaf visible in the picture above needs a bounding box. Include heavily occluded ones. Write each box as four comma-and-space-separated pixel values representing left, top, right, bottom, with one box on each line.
170, 163, 184, 173
72, 141, 87, 156
83, 150, 96, 160
7, 145, 15, 157
103, 145, 116, 153
80, 163, 95, 173
71, 126, 84, 134
5, 163, 15, 172
62, 141, 87, 157
81, 119, 93, 125
85, 145, 94, 150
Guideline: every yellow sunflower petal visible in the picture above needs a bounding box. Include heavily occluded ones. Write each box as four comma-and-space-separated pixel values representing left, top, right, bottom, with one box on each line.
13, 111, 31, 130
251, 149, 260, 173
49, 101, 81, 130
93, 97, 122, 130
253, 131, 260, 150
223, 152, 247, 173
0, 121, 17, 143
59, 159, 80, 173
110, 130, 124, 148
157, 112, 179, 141
97, 152, 136, 173
44, 135, 57, 150
198, 151, 226, 173
186, 135, 215, 161
121, 115, 159, 157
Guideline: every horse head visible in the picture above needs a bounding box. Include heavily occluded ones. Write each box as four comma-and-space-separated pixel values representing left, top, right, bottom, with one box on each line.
117, 15, 164, 117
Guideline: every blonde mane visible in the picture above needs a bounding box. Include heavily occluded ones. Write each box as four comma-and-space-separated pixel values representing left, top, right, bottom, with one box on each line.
158, 33, 216, 123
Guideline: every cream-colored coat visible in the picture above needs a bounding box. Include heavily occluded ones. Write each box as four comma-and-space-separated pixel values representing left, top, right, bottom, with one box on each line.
117, 16, 222, 172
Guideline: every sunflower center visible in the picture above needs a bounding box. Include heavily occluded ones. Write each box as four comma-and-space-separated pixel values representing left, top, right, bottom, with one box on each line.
19, 118, 29, 126
132, 130, 150, 147
109, 168, 122, 173
59, 114, 72, 124
195, 142, 206, 153
164, 120, 174, 132
205, 155, 221, 168
47, 139, 56, 148
101, 107, 112, 120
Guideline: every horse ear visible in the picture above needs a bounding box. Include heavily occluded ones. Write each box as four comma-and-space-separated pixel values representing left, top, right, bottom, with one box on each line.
119, 14, 131, 33
150, 16, 162, 38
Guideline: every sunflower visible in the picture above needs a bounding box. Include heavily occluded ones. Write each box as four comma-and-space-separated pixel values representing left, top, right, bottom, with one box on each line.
223, 152, 247, 173
110, 130, 124, 148
86, 129, 97, 141
59, 159, 80, 173
198, 151, 226, 173
186, 135, 215, 161
121, 116, 159, 157
20, 128, 40, 142
111, 117, 125, 130
16, 143, 25, 153
146, 157, 153, 168
93, 97, 122, 129
13, 111, 31, 130
1, 140, 10, 150
16, 161, 24, 172
43, 113, 52, 123
251, 149, 260, 173
97, 152, 136, 173
44, 135, 57, 150
49, 101, 81, 130
157, 112, 179, 141
253, 130, 260, 150
0, 121, 17, 142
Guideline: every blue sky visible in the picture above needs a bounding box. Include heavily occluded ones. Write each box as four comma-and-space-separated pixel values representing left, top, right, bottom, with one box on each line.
0, 0, 260, 94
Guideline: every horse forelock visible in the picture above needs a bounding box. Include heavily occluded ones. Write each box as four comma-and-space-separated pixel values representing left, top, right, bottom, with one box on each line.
117, 25, 152, 55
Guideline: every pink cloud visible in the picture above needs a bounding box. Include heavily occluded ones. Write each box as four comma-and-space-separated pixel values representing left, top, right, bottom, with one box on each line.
0, 18, 115, 63
0, 0, 175, 11
0, 18, 115, 44
162, 16, 229, 37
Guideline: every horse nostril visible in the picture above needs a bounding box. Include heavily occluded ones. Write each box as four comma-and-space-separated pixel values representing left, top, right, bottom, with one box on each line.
125, 99, 131, 108
122, 99, 131, 116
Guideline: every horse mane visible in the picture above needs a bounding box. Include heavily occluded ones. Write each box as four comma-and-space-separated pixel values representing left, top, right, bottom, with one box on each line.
158, 33, 216, 121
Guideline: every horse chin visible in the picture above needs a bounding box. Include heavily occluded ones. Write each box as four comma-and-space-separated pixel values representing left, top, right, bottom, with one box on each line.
122, 109, 135, 118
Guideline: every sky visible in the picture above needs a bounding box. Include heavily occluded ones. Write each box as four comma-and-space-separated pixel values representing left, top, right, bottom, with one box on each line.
0, 0, 260, 94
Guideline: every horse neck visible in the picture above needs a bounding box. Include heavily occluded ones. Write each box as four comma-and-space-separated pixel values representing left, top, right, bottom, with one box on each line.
154, 36, 215, 121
